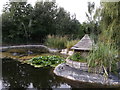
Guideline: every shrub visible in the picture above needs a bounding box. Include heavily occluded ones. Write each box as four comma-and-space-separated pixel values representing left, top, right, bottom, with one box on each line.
68, 52, 87, 62
45, 35, 68, 49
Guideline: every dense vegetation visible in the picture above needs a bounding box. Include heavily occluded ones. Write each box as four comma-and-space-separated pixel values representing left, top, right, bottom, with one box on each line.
45, 35, 68, 49
87, 42, 118, 76
1, 0, 120, 77
2, 1, 84, 44
100, 2, 120, 48
68, 52, 87, 63
25, 55, 65, 67
45, 35, 79, 49
87, 2, 120, 76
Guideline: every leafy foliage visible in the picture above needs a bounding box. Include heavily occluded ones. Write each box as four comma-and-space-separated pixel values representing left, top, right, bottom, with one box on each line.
69, 52, 86, 62
86, 2, 119, 77
100, 2, 120, 49
2, 1, 84, 44
26, 55, 65, 67
84, 2, 101, 43
2, 2, 33, 43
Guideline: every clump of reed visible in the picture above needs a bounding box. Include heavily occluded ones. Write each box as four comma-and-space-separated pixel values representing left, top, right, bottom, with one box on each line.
45, 35, 80, 50
87, 42, 118, 77
65, 39, 79, 52
45, 35, 68, 49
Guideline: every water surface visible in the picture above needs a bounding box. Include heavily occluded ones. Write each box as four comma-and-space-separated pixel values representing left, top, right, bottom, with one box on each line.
1, 58, 72, 89
1, 58, 120, 89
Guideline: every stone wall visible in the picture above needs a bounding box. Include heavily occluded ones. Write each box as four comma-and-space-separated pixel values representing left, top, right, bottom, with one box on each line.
65, 59, 88, 71
0, 45, 50, 53
65, 58, 104, 73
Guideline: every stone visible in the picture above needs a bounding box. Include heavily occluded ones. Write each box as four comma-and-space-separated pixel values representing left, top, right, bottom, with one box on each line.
68, 51, 74, 56
60, 49, 68, 55
54, 63, 120, 86
65, 59, 88, 71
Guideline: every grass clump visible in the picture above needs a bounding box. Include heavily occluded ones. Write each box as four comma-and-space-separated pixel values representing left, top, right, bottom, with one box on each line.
45, 35, 68, 49
66, 39, 79, 50
68, 52, 87, 63
87, 42, 118, 76
45, 35, 80, 51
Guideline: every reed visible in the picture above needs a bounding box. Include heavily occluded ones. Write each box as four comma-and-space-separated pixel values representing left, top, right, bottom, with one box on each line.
45, 35, 68, 49
66, 39, 79, 50
87, 41, 118, 76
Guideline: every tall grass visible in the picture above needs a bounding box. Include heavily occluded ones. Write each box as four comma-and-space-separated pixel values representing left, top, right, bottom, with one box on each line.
45, 35, 68, 49
87, 42, 118, 77
45, 35, 80, 50
66, 39, 79, 50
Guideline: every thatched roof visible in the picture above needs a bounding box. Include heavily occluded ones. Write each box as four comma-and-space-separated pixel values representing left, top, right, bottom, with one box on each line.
71, 34, 94, 51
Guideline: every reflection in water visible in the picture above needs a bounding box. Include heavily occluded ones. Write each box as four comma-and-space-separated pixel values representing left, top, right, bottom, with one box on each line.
2, 58, 71, 89
1, 58, 119, 89
0, 80, 2, 90
27, 83, 33, 88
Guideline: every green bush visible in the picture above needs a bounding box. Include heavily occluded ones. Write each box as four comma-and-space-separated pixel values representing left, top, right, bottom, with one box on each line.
45, 35, 68, 49
27, 55, 65, 67
68, 52, 87, 62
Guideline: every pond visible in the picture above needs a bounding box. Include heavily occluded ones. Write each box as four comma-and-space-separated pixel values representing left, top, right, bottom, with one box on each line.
0, 46, 119, 89
1, 58, 71, 89
1, 58, 119, 89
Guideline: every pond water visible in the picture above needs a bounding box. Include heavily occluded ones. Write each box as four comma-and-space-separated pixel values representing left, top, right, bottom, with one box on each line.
0, 47, 119, 89
1, 58, 72, 89
1, 58, 119, 89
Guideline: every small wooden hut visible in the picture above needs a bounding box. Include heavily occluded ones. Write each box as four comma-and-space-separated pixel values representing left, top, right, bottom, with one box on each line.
71, 34, 94, 57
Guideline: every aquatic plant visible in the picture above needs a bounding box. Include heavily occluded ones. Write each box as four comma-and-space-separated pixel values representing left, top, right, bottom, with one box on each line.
26, 55, 65, 67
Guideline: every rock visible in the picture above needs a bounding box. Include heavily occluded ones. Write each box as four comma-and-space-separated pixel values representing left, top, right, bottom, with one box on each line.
12, 52, 18, 56
65, 59, 88, 71
60, 49, 74, 56
68, 51, 74, 56
27, 50, 33, 54
60, 49, 68, 55
49, 49, 60, 53
54, 63, 120, 86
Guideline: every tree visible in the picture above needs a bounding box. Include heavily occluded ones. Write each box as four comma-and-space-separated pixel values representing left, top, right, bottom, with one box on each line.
87, 2, 120, 76
31, 1, 84, 42
0, 15, 2, 45
2, 1, 33, 43
55, 8, 83, 39
84, 2, 101, 42
100, 2, 120, 49
31, 1, 57, 42
2, 1, 84, 44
